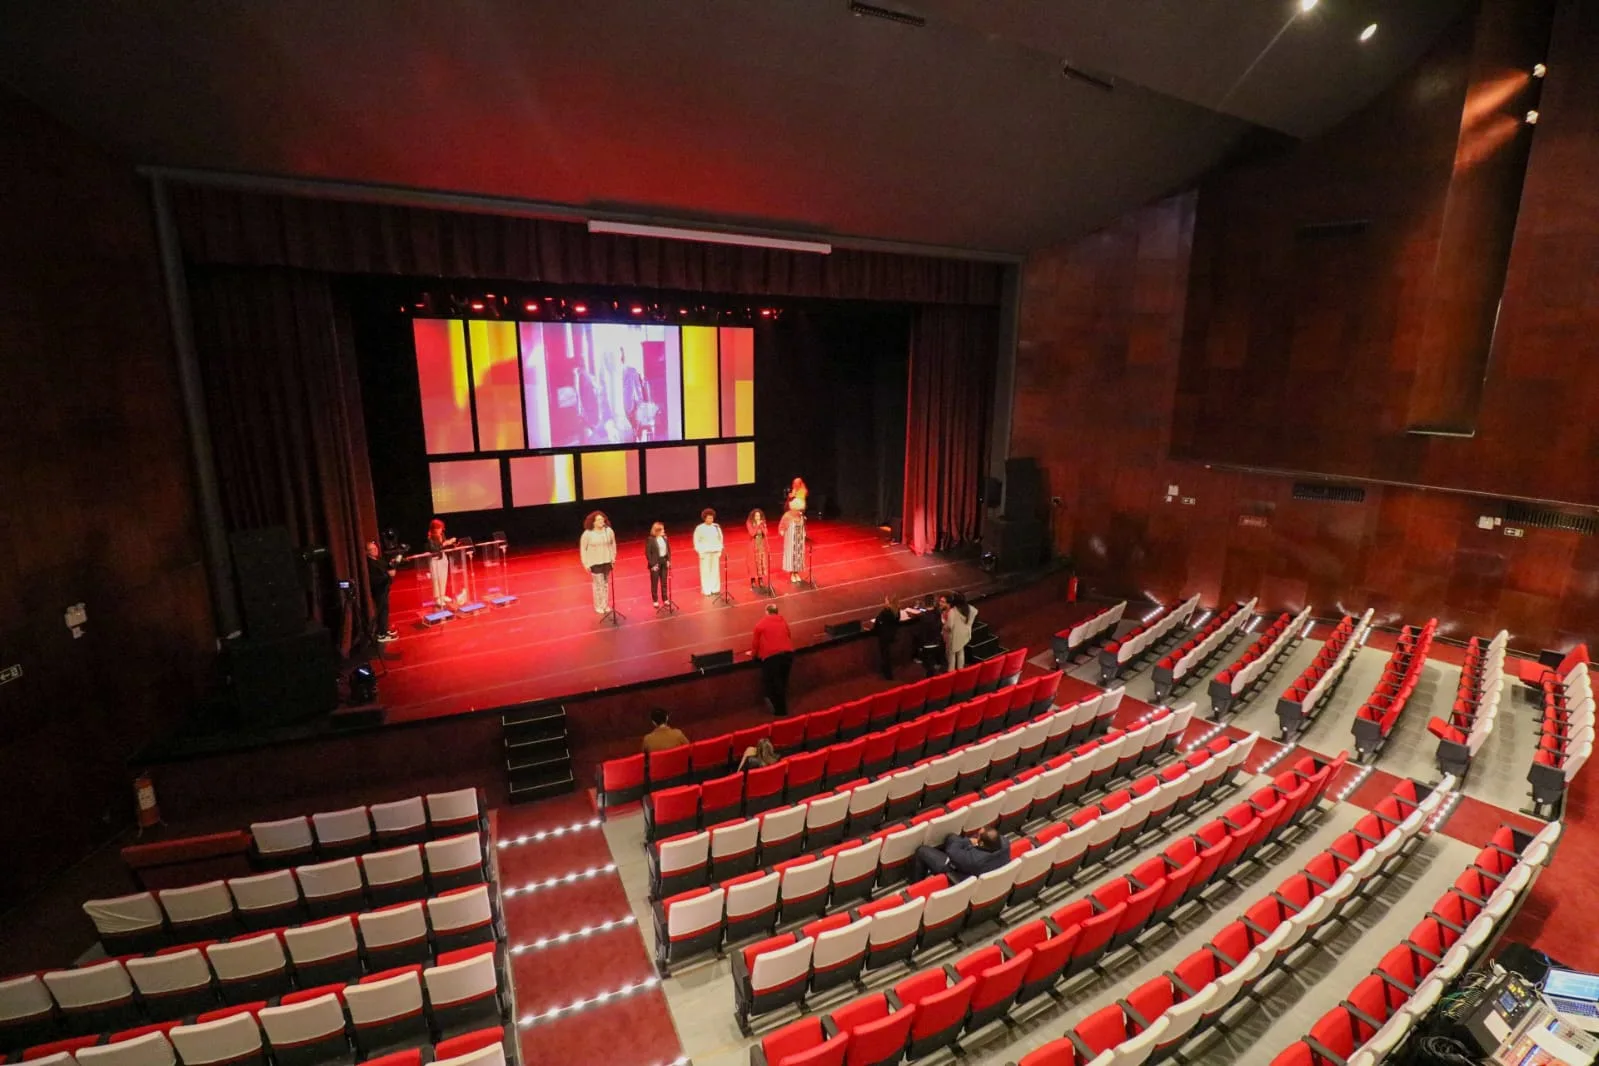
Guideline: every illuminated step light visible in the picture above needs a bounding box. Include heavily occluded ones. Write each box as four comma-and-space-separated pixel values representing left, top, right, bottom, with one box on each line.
510, 915, 637, 953
502, 863, 617, 897
1360, 23, 1377, 42
519, 975, 662, 1027
497, 818, 603, 848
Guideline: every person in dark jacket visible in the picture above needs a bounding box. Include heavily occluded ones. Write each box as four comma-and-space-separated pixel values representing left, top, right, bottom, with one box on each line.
871, 595, 900, 680
911, 827, 1008, 882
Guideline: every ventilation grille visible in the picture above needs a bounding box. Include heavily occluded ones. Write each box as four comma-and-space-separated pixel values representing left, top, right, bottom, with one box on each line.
1292, 482, 1367, 503
848, 1, 926, 27
1505, 501, 1597, 535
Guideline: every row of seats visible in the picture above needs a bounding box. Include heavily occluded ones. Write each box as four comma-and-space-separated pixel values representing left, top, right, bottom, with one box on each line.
1269, 820, 1558, 1066
1274, 611, 1371, 742
1051, 603, 1126, 666
655, 704, 1197, 974
2, 942, 507, 1066
1350, 620, 1436, 761
1529, 647, 1592, 815
6, 1025, 509, 1066
1151, 599, 1256, 702
83, 835, 489, 956
646, 686, 1125, 899
1097, 596, 1202, 684
1427, 631, 1507, 780
1016, 773, 1447, 1066
1208, 607, 1311, 718
641, 670, 1062, 844
599, 652, 1031, 811
745, 736, 1335, 1066
1, 886, 500, 1052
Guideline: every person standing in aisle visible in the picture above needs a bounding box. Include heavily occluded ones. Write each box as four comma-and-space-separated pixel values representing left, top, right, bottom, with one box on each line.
579, 511, 618, 615
694, 508, 724, 595
750, 603, 796, 716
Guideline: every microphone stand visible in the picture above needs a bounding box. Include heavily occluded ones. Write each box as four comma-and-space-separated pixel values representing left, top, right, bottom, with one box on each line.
599, 559, 625, 627
712, 547, 736, 607
656, 553, 679, 615
796, 540, 818, 590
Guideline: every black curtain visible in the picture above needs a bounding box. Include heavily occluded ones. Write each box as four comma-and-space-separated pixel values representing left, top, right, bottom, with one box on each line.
187, 267, 378, 649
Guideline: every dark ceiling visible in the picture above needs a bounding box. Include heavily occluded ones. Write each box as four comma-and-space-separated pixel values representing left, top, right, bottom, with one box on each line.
0, 0, 1467, 255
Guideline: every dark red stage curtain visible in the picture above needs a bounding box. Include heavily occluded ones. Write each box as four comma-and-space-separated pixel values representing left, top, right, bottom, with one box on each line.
187, 267, 378, 649
169, 185, 1004, 307
902, 306, 998, 555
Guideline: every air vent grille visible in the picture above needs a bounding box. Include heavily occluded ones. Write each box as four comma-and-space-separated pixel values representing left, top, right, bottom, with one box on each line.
1504, 502, 1596, 535
848, 1, 926, 27
1292, 482, 1366, 503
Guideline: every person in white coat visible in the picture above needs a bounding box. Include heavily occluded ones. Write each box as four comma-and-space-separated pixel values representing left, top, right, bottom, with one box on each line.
693, 508, 724, 595
941, 591, 976, 671
579, 511, 618, 614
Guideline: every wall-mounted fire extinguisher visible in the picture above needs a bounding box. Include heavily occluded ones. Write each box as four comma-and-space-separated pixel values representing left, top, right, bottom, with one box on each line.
134, 773, 162, 831
1067, 576, 1079, 603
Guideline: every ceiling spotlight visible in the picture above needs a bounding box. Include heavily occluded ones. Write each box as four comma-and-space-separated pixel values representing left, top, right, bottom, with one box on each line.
1533, 63, 1547, 78
1360, 23, 1377, 41
1299, 0, 1317, 11
1525, 110, 1539, 124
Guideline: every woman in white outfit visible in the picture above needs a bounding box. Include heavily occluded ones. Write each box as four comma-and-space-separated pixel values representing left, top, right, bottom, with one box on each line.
579, 511, 618, 614
426, 519, 457, 608
693, 508, 724, 595
942, 591, 976, 671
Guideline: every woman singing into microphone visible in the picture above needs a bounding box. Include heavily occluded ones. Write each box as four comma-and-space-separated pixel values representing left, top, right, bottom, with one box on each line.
579, 511, 618, 615
746, 509, 770, 591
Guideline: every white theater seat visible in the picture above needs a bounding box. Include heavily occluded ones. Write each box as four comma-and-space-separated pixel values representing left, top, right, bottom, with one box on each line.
169, 1012, 266, 1066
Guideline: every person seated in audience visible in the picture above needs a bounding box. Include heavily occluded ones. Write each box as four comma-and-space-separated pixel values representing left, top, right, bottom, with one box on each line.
912, 826, 1008, 882
641, 707, 689, 753
736, 737, 780, 772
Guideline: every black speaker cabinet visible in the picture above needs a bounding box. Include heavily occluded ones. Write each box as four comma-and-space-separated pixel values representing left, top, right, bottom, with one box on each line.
230, 527, 306, 640
691, 649, 737, 672
227, 627, 338, 726
986, 515, 1048, 572
1003, 458, 1044, 521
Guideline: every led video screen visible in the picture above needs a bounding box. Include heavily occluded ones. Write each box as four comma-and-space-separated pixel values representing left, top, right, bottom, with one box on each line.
510, 454, 577, 507
580, 449, 641, 500
430, 459, 503, 514
520, 323, 683, 448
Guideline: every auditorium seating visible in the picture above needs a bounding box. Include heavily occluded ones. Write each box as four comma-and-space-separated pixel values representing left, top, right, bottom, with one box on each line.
1051, 602, 1125, 666
631, 659, 1047, 842
1426, 630, 1506, 781
81, 835, 488, 956
1208, 607, 1311, 719
599, 652, 1036, 821
1014, 775, 1461, 1066
1268, 819, 1558, 1066
653, 694, 1169, 972
1, 884, 502, 1054
0, 939, 511, 1063
1150, 599, 1257, 703
1350, 620, 1436, 762
735, 735, 1346, 1045
1528, 644, 1593, 817
1097, 595, 1201, 684
1274, 611, 1373, 742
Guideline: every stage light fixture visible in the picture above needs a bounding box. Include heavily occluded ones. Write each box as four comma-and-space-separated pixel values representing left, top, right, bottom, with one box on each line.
469, 300, 485, 312
573, 303, 588, 314
1525, 110, 1539, 125
1533, 63, 1547, 78
630, 305, 644, 315
1299, 0, 1317, 11
525, 302, 538, 313
1359, 22, 1377, 42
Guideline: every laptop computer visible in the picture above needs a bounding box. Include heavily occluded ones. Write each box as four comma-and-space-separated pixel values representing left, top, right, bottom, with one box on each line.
1543, 967, 1599, 1032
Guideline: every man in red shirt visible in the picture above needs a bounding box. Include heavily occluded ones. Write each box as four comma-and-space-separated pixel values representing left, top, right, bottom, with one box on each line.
750, 603, 796, 716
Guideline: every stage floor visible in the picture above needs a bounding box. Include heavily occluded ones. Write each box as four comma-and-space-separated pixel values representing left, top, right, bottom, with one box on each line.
375, 520, 995, 721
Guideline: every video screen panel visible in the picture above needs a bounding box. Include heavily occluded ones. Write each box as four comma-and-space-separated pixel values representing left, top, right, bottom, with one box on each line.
519, 323, 683, 448
510, 454, 576, 507
414, 319, 475, 454
581, 449, 641, 500
430, 459, 503, 513
705, 441, 756, 487
468, 321, 526, 451
719, 327, 755, 437
681, 326, 721, 440
645, 445, 701, 495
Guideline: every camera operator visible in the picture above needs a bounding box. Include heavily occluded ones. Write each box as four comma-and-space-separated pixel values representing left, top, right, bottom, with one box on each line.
366, 539, 399, 643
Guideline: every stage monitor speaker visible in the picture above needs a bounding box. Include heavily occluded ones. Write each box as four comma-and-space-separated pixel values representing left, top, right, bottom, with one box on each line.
227, 626, 338, 727
986, 515, 1048, 572
230, 527, 306, 641
691, 649, 736, 672
825, 620, 863, 638
1003, 458, 1043, 521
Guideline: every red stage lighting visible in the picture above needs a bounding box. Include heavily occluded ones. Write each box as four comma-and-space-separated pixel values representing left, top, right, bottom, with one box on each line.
525, 302, 539, 313
760, 308, 773, 318
630, 305, 644, 315
469, 301, 486, 312
573, 303, 588, 314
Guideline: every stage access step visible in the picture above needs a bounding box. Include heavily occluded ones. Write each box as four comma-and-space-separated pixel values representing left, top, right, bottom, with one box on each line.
966, 619, 1004, 664
503, 703, 575, 804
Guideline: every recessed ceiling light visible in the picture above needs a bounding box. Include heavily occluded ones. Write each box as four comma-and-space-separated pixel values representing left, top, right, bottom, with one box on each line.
1299, 0, 1318, 11
1360, 23, 1378, 41
1533, 63, 1547, 78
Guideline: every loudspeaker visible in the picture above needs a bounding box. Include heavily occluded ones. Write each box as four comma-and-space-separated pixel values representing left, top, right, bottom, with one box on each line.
230, 527, 305, 640
982, 477, 1004, 508
825, 620, 863, 638
986, 515, 1048, 572
1003, 458, 1043, 521
227, 627, 338, 726
691, 649, 736, 672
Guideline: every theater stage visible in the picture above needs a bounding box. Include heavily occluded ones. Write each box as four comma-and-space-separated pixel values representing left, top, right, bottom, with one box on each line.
374, 520, 997, 722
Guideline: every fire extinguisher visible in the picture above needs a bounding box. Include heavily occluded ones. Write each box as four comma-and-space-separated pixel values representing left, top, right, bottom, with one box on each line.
1067, 576, 1079, 603
134, 773, 162, 831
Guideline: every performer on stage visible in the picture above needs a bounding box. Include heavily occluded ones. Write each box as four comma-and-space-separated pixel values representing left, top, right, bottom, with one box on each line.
786, 477, 809, 513
746, 509, 769, 591
425, 519, 458, 608
579, 511, 618, 615
644, 521, 672, 608
693, 508, 724, 595
778, 497, 807, 583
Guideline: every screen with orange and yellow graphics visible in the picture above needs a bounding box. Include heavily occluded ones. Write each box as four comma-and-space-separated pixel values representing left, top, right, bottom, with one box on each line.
413, 319, 754, 512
